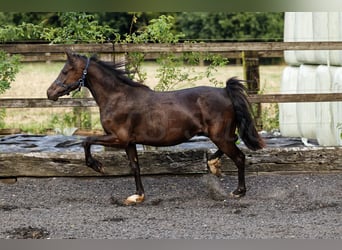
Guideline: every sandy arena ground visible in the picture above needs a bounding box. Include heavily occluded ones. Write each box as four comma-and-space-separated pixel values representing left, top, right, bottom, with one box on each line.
0, 173, 341, 239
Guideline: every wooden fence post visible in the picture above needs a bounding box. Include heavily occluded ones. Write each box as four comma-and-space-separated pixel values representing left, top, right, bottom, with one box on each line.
242, 51, 262, 130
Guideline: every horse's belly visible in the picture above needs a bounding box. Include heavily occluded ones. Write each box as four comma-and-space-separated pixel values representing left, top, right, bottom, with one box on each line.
134, 118, 202, 146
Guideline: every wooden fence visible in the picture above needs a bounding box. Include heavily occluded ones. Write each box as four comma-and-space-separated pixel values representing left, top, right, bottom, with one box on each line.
1, 42, 342, 114
2, 41, 342, 62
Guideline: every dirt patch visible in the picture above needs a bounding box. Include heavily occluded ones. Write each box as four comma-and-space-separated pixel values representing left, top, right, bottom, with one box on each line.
0, 204, 20, 211
5, 226, 49, 239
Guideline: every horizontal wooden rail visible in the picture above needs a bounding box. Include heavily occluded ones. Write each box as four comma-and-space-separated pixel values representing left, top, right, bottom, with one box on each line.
1, 93, 342, 108
249, 93, 342, 103
0, 98, 97, 108
114, 41, 342, 53
1, 42, 342, 62
2, 42, 342, 54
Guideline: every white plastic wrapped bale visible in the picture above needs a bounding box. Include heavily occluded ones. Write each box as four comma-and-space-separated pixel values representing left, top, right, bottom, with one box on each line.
284, 12, 342, 66
297, 65, 318, 139
327, 12, 342, 66
284, 12, 300, 66
312, 12, 331, 65
332, 68, 342, 145
294, 13, 317, 65
315, 65, 339, 145
279, 66, 300, 137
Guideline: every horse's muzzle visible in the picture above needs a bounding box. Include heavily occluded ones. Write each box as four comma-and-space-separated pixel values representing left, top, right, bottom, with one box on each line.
47, 88, 59, 101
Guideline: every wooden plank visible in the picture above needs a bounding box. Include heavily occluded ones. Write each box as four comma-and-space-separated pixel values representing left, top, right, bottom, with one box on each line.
0, 43, 114, 53
113, 42, 342, 53
1, 41, 340, 63
17, 53, 115, 62
248, 93, 342, 103
0, 147, 341, 177
1, 93, 342, 109
1, 42, 342, 55
0, 98, 97, 108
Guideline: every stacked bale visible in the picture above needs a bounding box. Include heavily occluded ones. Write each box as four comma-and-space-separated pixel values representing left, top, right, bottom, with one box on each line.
280, 12, 342, 146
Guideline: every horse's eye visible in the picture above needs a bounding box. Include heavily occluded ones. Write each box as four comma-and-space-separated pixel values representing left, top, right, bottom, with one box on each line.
62, 70, 68, 75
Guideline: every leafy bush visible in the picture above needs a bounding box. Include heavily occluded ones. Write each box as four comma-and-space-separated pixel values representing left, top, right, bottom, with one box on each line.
0, 50, 21, 94
42, 12, 118, 44
0, 22, 44, 42
0, 12, 118, 44
0, 50, 21, 129
123, 15, 228, 91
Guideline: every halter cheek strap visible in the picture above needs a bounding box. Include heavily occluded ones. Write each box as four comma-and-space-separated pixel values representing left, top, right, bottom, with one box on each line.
54, 57, 91, 94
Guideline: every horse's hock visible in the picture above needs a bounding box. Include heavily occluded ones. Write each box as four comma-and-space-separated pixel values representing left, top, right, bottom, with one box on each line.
0, 134, 341, 178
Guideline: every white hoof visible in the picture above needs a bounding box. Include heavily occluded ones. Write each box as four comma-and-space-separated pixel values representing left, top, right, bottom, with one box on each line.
124, 194, 145, 205
207, 158, 222, 177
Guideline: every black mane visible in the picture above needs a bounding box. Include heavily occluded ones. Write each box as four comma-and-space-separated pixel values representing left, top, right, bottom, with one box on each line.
88, 55, 150, 89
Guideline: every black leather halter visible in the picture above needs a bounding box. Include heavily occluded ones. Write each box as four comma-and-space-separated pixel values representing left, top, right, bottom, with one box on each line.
54, 57, 90, 94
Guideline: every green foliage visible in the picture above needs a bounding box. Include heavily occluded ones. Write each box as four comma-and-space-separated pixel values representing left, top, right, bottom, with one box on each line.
0, 51, 20, 129
123, 15, 184, 83
48, 110, 91, 133
123, 15, 228, 91
0, 50, 21, 94
0, 12, 284, 42
0, 23, 43, 42
125, 52, 147, 83
337, 123, 342, 139
0, 12, 118, 44
0, 109, 6, 129
154, 51, 228, 91
261, 104, 279, 132
259, 83, 279, 132
176, 12, 284, 41
42, 12, 118, 44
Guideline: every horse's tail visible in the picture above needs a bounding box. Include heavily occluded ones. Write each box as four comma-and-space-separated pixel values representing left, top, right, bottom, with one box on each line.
225, 77, 265, 150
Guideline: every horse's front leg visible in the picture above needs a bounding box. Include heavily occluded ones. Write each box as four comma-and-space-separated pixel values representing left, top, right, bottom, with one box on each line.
82, 134, 125, 174
123, 144, 145, 205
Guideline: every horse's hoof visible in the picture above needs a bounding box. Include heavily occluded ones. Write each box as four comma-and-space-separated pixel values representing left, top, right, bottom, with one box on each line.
230, 189, 246, 198
207, 158, 222, 177
97, 166, 105, 174
87, 159, 105, 174
91, 165, 105, 174
123, 194, 145, 205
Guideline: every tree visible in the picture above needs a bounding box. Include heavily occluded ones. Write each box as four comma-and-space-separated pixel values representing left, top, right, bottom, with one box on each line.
175, 12, 284, 41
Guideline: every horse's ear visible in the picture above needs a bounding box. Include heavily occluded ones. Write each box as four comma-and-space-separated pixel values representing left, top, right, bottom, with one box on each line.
65, 50, 75, 63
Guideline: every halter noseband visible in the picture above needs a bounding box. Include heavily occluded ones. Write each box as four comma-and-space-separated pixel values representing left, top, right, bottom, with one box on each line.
54, 57, 90, 94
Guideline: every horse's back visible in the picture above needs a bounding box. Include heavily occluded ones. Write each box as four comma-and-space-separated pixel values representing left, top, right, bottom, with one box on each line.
153, 86, 231, 108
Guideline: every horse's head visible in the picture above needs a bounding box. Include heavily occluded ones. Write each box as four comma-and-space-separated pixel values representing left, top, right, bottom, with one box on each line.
47, 51, 90, 101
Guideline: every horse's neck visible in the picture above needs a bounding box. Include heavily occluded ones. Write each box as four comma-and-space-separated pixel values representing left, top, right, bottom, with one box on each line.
86, 67, 140, 107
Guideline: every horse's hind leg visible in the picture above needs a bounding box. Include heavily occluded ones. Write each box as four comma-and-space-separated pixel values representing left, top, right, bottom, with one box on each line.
212, 140, 246, 197
207, 135, 238, 177
123, 144, 145, 205
207, 150, 224, 176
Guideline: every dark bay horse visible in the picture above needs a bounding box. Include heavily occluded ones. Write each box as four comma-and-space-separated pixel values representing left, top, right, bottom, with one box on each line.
47, 51, 265, 205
